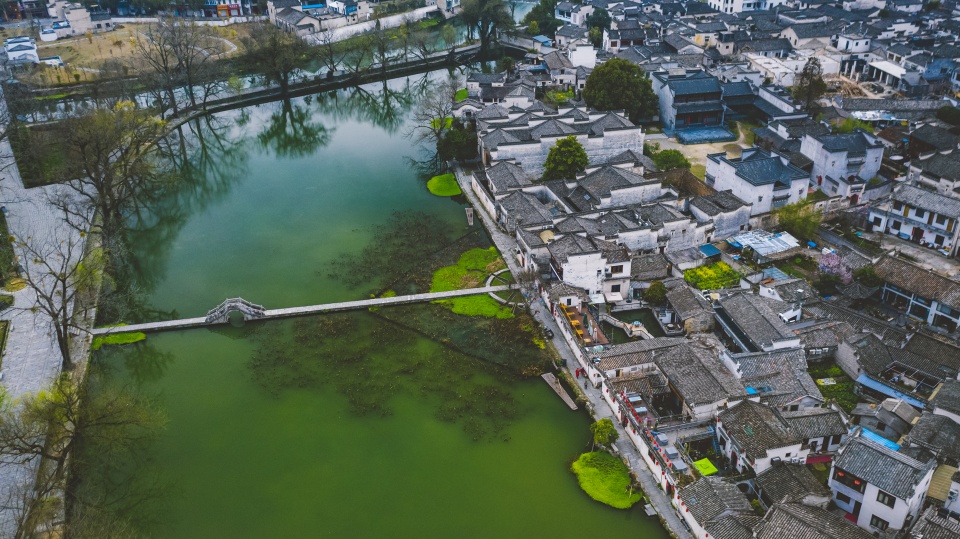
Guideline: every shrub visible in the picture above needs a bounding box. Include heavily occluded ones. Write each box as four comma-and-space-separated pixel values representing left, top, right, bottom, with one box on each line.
571, 452, 642, 509
0, 295, 11, 312
91, 331, 146, 351
684, 262, 741, 290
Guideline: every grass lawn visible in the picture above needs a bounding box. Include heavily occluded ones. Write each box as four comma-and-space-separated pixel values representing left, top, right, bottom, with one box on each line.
426, 173, 461, 196
690, 164, 706, 180
455, 88, 468, 102
807, 463, 830, 487
91, 329, 146, 351
431, 247, 512, 318
571, 452, 642, 509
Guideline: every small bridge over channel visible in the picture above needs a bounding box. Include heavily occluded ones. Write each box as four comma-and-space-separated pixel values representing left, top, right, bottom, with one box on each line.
91, 285, 519, 335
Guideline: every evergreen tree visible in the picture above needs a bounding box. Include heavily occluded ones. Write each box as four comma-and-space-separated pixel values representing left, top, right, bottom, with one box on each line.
791, 57, 827, 111
542, 136, 588, 181
582, 58, 658, 123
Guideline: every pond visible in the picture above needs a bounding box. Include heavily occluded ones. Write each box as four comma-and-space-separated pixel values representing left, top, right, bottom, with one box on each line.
81, 73, 669, 538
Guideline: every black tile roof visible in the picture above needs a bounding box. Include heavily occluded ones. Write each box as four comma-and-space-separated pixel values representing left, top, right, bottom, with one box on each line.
756, 463, 831, 504
834, 435, 936, 500
680, 476, 753, 525
754, 503, 875, 539
719, 400, 801, 457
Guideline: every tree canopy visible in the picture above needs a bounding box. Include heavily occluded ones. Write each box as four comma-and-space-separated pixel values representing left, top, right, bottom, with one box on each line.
522, 0, 561, 37
590, 418, 619, 450
645, 281, 667, 305
582, 58, 657, 123
242, 22, 313, 94
462, 0, 513, 54
791, 57, 827, 111
542, 135, 589, 181
774, 199, 822, 241
650, 149, 691, 171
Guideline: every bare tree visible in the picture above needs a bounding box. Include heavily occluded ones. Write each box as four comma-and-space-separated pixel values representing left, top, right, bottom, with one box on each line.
170, 22, 223, 109
315, 28, 347, 78
134, 20, 183, 116
14, 231, 104, 370
241, 22, 314, 94
406, 77, 460, 148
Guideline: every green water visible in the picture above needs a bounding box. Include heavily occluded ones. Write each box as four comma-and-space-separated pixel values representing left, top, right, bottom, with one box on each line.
86, 74, 668, 538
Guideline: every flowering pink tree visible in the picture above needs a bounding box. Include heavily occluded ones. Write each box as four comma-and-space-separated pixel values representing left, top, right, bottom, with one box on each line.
818, 253, 852, 284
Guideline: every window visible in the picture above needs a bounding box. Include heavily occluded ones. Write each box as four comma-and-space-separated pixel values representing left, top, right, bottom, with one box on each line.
877, 490, 895, 508
758, 196, 764, 202
937, 215, 947, 225
611, 265, 623, 274
611, 284, 621, 293
836, 492, 851, 504
891, 220, 901, 230
566, 298, 572, 306
870, 515, 889, 531
894, 202, 903, 211
916, 209, 926, 218
876, 421, 887, 431
833, 469, 866, 493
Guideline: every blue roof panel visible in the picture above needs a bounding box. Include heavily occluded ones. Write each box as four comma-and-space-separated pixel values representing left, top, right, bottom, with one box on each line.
855, 374, 926, 409
860, 428, 901, 451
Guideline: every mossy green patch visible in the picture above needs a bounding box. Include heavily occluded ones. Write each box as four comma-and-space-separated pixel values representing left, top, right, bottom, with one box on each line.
426, 174, 462, 197
429, 117, 454, 129
431, 248, 511, 318
91, 331, 146, 351
435, 295, 514, 318
455, 88, 468, 102
571, 452, 642, 509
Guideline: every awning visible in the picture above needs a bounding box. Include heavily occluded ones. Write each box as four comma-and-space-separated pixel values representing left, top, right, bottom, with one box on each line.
694, 458, 718, 476
589, 293, 606, 304
860, 428, 901, 451
603, 291, 624, 303
699, 244, 721, 257
855, 374, 926, 409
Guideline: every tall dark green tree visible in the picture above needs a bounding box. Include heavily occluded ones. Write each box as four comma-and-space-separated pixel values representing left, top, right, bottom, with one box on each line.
521, 0, 561, 37
582, 58, 658, 123
791, 57, 827, 111
542, 136, 588, 181
242, 22, 313, 94
462, 0, 513, 55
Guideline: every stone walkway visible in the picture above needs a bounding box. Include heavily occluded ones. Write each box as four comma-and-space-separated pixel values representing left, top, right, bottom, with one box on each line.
92, 284, 519, 334
0, 134, 82, 533
453, 166, 693, 539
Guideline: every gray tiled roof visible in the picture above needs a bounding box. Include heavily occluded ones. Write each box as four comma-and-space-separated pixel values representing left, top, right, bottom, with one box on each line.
655, 337, 748, 406
666, 285, 713, 319
719, 400, 800, 457
795, 321, 854, 349
913, 153, 960, 180
709, 148, 808, 187
834, 435, 936, 500
631, 252, 670, 281
717, 292, 796, 349
931, 378, 960, 416
874, 254, 960, 310
485, 161, 533, 192
756, 463, 831, 504
814, 131, 882, 155
689, 190, 750, 216
778, 407, 847, 439
803, 302, 907, 346
498, 191, 557, 228
705, 514, 761, 539
891, 183, 960, 219
680, 476, 753, 525
547, 234, 599, 263
910, 123, 960, 152
904, 412, 960, 462
730, 348, 823, 407
596, 337, 689, 371
754, 503, 875, 539
911, 506, 960, 539
766, 278, 817, 304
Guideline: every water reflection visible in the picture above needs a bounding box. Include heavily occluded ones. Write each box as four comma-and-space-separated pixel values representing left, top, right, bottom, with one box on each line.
257, 98, 333, 158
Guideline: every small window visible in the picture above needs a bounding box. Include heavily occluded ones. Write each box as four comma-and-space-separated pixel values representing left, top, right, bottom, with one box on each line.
611, 265, 623, 274
893, 201, 903, 211
836, 492, 851, 504
611, 284, 621, 293
892, 221, 901, 230
936, 215, 947, 224
877, 490, 895, 508
870, 515, 889, 531
916, 209, 926, 218
566, 298, 572, 306
758, 196, 764, 202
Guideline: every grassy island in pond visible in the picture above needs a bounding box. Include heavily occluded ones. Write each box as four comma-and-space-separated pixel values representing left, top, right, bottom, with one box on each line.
427, 173, 462, 197
431, 247, 512, 318
571, 451, 642, 509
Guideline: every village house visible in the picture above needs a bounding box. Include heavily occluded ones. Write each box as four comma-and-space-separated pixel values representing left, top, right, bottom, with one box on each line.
675, 476, 754, 539
755, 463, 832, 508
801, 130, 885, 203
850, 398, 921, 443
650, 69, 725, 130
706, 147, 809, 216
753, 502, 875, 539
687, 190, 753, 239
830, 434, 936, 534
871, 254, 960, 329
720, 348, 824, 410
716, 400, 804, 475
664, 285, 715, 333
714, 292, 802, 352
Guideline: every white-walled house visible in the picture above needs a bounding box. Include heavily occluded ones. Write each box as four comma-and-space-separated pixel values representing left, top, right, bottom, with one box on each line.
801, 130, 884, 203
931, 378, 960, 426
706, 147, 808, 216
867, 184, 960, 258
717, 400, 805, 475
830, 434, 936, 535
676, 477, 754, 539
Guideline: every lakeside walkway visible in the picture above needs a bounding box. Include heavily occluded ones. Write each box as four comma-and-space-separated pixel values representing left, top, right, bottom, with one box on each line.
92, 285, 518, 335
452, 165, 694, 539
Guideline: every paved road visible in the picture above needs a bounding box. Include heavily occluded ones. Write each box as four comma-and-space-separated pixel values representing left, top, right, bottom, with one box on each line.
453, 166, 693, 539
0, 136, 81, 533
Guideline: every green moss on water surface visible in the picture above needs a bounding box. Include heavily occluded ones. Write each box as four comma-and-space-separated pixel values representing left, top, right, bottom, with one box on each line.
571, 452, 642, 509
435, 295, 514, 318
426, 174, 462, 197
92, 331, 147, 351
